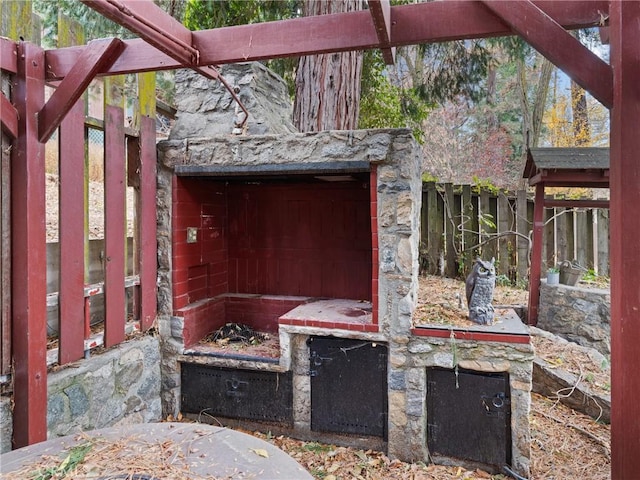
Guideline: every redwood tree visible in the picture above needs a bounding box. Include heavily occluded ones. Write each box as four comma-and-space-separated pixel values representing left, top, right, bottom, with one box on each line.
293, 0, 364, 131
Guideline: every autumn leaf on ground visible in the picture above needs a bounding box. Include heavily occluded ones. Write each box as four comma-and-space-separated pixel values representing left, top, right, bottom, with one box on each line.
250, 448, 269, 458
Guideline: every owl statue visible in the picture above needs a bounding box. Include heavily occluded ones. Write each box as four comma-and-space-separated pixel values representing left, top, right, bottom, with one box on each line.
465, 257, 496, 325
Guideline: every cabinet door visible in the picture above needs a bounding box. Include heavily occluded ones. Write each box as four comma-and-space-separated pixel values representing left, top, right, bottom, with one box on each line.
181, 364, 293, 425
309, 337, 387, 438
426, 368, 511, 468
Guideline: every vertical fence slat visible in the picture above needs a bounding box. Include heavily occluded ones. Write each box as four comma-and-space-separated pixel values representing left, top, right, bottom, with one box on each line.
516, 190, 529, 284
12, 41, 47, 448
444, 183, 457, 277
575, 209, 591, 268
597, 208, 610, 276
57, 12, 86, 365
138, 71, 157, 330
58, 100, 86, 363
426, 182, 443, 275
139, 114, 157, 330
479, 189, 497, 261
543, 207, 554, 268
461, 185, 475, 276
497, 193, 511, 277
556, 207, 569, 263
103, 84, 126, 347
1, 122, 10, 375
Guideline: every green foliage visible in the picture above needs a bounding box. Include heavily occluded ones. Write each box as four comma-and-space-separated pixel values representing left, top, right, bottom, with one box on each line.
184, 0, 300, 96
358, 51, 430, 142
33, 0, 133, 47
184, 0, 298, 30
412, 40, 490, 105
302, 442, 333, 453
422, 172, 439, 182
32, 442, 93, 480
478, 212, 496, 231
471, 176, 502, 196
495, 274, 511, 287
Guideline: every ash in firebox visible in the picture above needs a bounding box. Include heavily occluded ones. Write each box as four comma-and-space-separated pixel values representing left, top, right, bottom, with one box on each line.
204, 323, 269, 346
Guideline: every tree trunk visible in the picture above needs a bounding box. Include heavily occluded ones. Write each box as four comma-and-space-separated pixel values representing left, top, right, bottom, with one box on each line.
293, 0, 364, 131
571, 81, 590, 146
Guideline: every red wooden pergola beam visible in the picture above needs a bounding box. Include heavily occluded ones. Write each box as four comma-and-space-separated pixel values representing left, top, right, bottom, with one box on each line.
368, 0, 395, 64
0, 93, 18, 139
80, 0, 197, 66
0, 37, 17, 74
43, 1, 607, 80
480, 0, 613, 108
38, 38, 123, 143
12, 41, 47, 448
610, 2, 640, 476
529, 170, 609, 187
543, 199, 609, 209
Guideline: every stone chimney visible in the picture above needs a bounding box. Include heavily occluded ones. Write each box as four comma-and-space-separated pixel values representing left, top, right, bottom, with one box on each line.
169, 62, 297, 139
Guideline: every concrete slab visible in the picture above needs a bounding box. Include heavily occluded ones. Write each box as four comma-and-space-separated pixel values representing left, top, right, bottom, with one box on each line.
0, 422, 312, 479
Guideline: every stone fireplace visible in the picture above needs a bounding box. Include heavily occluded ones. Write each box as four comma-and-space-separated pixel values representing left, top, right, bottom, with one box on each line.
155, 64, 532, 477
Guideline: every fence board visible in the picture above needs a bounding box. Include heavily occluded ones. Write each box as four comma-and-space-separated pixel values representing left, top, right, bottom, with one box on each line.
103, 100, 126, 347
419, 183, 610, 283
58, 99, 86, 363
575, 209, 591, 268
497, 193, 511, 277
444, 183, 457, 277
139, 114, 157, 330
57, 13, 86, 365
425, 183, 443, 274
556, 208, 569, 264
597, 208, 609, 275
1, 121, 10, 375
516, 190, 529, 282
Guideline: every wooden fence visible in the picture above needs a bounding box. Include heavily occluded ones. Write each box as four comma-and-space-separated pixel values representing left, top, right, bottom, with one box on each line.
0, 4, 158, 383
420, 182, 610, 284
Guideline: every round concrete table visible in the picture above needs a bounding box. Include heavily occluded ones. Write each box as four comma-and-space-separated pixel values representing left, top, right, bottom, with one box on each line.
1, 422, 312, 479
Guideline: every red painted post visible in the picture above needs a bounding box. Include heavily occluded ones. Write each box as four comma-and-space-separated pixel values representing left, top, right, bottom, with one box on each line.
139, 115, 157, 330
527, 183, 545, 325
104, 105, 126, 347
609, 2, 640, 477
12, 41, 47, 448
58, 99, 86, 363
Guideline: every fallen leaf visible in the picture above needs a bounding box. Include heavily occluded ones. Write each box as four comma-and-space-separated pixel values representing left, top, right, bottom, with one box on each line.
355, 450, 368, 461
250, 448, 270, 458
474, 468, 492, 478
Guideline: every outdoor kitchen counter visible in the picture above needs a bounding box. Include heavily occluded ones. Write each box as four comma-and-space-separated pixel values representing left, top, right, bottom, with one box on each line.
0, 422, 313, 479
279, 298, 374, 330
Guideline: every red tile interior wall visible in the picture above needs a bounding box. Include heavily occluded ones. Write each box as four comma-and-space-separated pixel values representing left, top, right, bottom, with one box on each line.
177, 296, 226, 347
173, 175, 374, 339
225, 295, 308, 334
177, 295, 308, 346
227, 180, 372, 300
173, 178, 228, 311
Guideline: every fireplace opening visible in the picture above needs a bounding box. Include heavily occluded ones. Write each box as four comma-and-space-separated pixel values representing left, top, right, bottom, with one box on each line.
172, 171, 376, 357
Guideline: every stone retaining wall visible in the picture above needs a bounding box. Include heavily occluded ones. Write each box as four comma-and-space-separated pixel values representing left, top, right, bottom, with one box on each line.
537, 281, 610, 355
1, 336, 162, 453
46, 336, 162, 439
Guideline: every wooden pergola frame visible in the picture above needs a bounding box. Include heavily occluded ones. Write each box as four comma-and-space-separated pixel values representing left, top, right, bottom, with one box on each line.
1, 1, 638, 477
523, 147, 610, 325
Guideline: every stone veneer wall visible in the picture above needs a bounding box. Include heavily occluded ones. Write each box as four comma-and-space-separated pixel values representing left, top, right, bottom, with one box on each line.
1, 336, 162, 453
0, 396, 11, 453
46, 336, 162, 438
537, 281, 610, 355
395, 336, 534, 475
